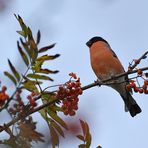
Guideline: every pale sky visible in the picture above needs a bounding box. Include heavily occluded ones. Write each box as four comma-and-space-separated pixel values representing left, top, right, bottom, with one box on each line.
0, 0, 148, 148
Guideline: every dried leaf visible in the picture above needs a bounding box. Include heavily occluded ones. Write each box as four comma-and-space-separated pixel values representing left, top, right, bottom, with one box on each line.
19, 118, 44, 143
17, 41, 29, 66
36, 30, 41, 44
4, 71, 17, 85
8, 59, 20, 82
38, 43, 56, 53
77, 135, 85, 141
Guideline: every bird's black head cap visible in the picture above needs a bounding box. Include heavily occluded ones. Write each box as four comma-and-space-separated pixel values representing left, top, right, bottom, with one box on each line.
86, 36, 108, 47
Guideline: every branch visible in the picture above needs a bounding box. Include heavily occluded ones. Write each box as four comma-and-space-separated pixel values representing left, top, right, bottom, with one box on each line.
0, 66, 147, 133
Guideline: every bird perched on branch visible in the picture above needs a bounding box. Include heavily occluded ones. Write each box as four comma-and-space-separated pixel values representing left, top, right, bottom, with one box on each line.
86, 36, 141, 117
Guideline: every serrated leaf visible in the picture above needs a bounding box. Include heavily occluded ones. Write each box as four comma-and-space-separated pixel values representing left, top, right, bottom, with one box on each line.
8, 59, 20, 82
27, 73, 53, 81
77, 135, 85, 141
50, 119, 65, 137
49, 124, 59, 147
38, 43, 56, 53
48, 110, 68, 130
4, 71, 17, 85
17, 41, 29, 66
36, 30, 41, 45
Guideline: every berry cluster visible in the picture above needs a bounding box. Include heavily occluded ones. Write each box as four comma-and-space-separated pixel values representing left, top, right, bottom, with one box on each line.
9, 90, 24, 116
56, 73, 83, 116
9, 91, 38, 116
0, 86, 9, 107
27, 92, 38, 107
126, 79, 148, 94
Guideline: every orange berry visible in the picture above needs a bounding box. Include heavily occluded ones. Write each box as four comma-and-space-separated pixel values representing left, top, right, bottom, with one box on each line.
144, 89, 148, 94
144, 80, 148, 85
137, 69, 143, 76
64, 110, 69, 115
126, 84, 131, 89
138, 89, 143, 94
69, 110, 76, 116
134, 87, 139, 93
142, 84, 147, 90
130, 82, 136, 88
134, 59, 140, 64
2, 86, 7, 92
69, 72, 77, 79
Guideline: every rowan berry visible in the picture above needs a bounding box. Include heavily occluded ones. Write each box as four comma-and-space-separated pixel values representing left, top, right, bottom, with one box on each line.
137, 69, 143, 76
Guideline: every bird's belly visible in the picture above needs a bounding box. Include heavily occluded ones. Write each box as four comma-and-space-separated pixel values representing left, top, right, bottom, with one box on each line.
90, 53, 124, 80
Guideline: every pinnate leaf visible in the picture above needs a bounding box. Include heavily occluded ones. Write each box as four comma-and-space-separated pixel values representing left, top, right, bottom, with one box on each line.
4, 71, 17, 85
48, 110, 68, 130
8, 59, 20, 82
27, 73, 53, 81
38, 43, 56, 53
17, 41, 29, 66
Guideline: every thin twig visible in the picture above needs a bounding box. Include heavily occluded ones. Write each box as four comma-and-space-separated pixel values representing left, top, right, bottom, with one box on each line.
128, 51, 148, 70
0, 66, 147, 133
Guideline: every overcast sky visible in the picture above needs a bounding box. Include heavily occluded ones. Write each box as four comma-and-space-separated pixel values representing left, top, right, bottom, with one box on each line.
0, 0, 148, 148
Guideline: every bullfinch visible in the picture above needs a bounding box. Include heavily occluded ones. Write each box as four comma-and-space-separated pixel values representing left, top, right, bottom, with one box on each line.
86, 36, 141, 117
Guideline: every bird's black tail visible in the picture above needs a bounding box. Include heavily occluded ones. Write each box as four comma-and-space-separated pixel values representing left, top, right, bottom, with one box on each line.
121, 93, 141, 117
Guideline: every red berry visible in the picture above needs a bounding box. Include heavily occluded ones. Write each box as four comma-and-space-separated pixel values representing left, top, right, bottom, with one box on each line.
138, 89, 143, 94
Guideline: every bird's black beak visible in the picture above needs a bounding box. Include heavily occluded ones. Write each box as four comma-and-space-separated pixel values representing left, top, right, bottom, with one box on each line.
86, 40, 92, 47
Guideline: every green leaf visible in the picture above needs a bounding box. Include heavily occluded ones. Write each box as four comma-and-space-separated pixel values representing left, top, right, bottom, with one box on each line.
41, 92, 55, 101
20, 38, 31, 59
36, 54, 60, 62
16, 31, 26, 37
23, 79, 38, 92
27, 73, 53, 81
49, 124, 59, 147
50, 119, 65, 137
17, 41, 29, 66
48, 110, 68, 130
38, 43, 56, 53
78, 144, 86, 148
36, 30, 41, 45
36, 69, 59, 74
4, 71, 17, 85
80, 119, 86, 136
8, 59, 20, 82
14, 14, 28, 37
27, 27, 38, 63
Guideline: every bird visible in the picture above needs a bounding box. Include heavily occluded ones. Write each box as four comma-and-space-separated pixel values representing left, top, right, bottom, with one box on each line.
86, 36, 141, 117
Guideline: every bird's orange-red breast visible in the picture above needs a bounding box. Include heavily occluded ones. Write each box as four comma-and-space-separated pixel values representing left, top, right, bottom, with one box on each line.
86, 36, 141, 117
